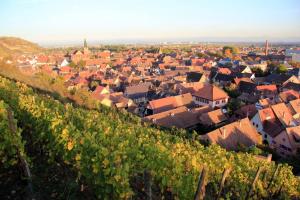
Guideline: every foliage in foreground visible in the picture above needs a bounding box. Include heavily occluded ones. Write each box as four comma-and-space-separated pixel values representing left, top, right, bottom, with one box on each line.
0, 76, 299, 199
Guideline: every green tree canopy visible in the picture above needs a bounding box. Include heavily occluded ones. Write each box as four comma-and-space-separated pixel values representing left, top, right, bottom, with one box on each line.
222, 46, 239, 56
276, 64, 288, 74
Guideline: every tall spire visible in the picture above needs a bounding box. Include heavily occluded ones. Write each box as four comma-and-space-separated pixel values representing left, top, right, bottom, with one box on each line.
265, 40, 269, 56
84, 38, 88, 49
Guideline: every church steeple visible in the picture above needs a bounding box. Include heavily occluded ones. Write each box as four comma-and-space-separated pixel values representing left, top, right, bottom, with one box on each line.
83, 38, 89, 55
84, 38, 88, 49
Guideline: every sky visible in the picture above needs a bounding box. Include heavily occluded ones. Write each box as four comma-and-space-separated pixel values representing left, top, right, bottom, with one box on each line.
0, 0, 299, 45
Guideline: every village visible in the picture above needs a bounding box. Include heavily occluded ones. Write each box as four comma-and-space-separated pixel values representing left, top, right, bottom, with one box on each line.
11, 39, 300, 159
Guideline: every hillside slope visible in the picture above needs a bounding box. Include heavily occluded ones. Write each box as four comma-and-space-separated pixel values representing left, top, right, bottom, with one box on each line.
0, 37, 41, 57
0, 75, 299, 199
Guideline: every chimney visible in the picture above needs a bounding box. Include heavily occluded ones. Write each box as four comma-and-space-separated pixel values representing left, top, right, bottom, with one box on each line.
283, 111, 286, 119
221, 127, 226, 139
239, 120, 242, 127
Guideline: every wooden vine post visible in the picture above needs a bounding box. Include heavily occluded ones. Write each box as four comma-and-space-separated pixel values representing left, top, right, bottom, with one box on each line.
217, 167, 232, 200
194, 166, 208, 200
7, 107, 34, 199
246, 166, 262, 200
144, 170, 152, 200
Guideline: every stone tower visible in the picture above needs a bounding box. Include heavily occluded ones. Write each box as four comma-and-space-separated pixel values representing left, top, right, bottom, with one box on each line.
265, 40, 269, 56
83, 38, 89, 55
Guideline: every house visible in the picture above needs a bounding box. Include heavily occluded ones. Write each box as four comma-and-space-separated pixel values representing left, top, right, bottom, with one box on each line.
271, 103, 294, 127
147, 93, 193, 115
251, 107, 284, 144
217, 67, 232, 75
186, 72, 207, 83
143, 106, 211, 129
92, 85, 110, 96
255, 85, 277, 99
272, 126, 300, 157
61, 58, 70, 67
265, 74, 300, 86
218, 58, 232, 66
246, 61, 268, 72
93, 91, 135, 109
201, 118, 261, 151
278, 89, 300, 103
199, 109, 228, 127
174, 82, 204, 94
234, 104, 257, 119
257, 98, 274, 108
211, 72, 235, 86
289, 101, 299, 116
233, 65, 252, 74
251, 102, 298, 144
238, 81, 256, 94
124, 82, 152, 104
192, 84, 229, 108
283, 82, 300, 93
60, 66, 72, 75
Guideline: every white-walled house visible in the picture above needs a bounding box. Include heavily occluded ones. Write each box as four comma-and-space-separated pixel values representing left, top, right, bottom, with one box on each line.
192, 84, 229, 108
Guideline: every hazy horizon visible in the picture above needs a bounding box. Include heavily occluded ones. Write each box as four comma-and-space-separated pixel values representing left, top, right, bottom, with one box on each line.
1, 0, 299, 45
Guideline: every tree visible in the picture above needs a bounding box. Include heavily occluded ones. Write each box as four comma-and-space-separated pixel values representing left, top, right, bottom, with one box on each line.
69, 61, 77, 68
251, 67, 266, 77
226, 98, 242, 115
267, 63, 277, 73
222, 46, 238, 57
276, 64, 288, 74
224, 84, 240, 98
77, 60, 86, 69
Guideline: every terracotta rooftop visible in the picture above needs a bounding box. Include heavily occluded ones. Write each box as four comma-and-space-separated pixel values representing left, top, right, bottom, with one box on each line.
193, 84, 229, 101
148, 93, 193, 114
202, 118, 261, 150
144, 106, 211, 129
199, 109, 228, 126
256, 84, 277, 92
271, 103, 294, 127
279, 89, 300, 103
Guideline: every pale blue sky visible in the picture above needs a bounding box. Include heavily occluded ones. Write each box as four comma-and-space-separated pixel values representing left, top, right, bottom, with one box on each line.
0, 0, 299, 45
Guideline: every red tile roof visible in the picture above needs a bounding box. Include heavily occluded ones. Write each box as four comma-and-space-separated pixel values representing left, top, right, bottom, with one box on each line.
193, 84, 229, 101
148, 93, 193, 114
202, 118, 261, 150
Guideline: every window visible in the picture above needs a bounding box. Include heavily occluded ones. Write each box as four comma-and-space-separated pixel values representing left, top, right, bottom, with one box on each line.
216, 100, 220, 105
282, 138, 286, 142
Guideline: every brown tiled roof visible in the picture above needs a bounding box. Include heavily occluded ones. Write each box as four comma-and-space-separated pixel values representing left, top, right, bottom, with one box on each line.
202, 118, 261, 150
193, 84, 229, 101
235, 104, 257, 119
174, 82, 204, 94
144, 106, 210, 129
259, 98, 272, 107
285, 126, 300, 150
256, 84, 277, 92
271, 103, 293, 127
199, 109, 228, 126
258, 107, 284, 138
279, 90, 300, 103
288, 98, 300, 115
125, 82, 152, 95
148, 93, 193, 114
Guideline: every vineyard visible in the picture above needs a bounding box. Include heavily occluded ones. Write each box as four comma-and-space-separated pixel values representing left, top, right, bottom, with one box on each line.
0, 75, 300, 199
